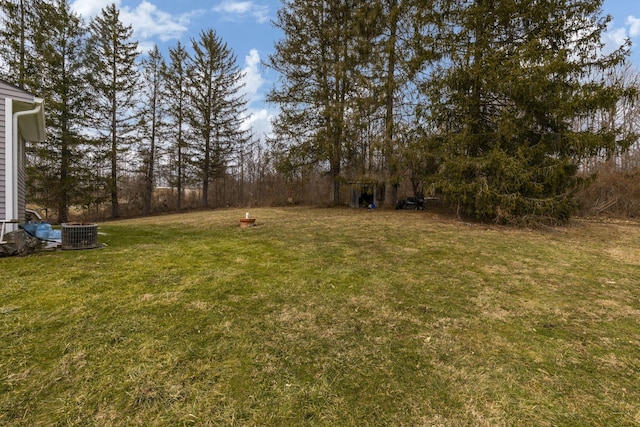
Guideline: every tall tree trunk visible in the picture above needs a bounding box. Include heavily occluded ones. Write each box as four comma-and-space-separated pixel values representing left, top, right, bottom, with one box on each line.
202, 130, 210, 207
111, 104, 119, 218
384, 0, 399, 207
143, 128, 155, 216
58, 120, 70, 223
177, 128, 183, 210
143, 99, 157, 216
330, 145, 341, 204
18, 0, 26, 85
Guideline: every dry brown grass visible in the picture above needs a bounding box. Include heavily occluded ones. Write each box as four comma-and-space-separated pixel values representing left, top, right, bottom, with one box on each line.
576, 161, 640, 217
1, 207, 639, 425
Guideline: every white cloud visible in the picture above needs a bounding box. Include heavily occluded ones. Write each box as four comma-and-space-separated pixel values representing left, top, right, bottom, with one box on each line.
119, 1, 191, 43
213, 1, 270, 24
71, 0, 195, 52
241, 49, 265, 103
70, 0, 120, 18
241, 108, 275, 142
237, 49, 274, 142
136, 40, 157, 54
627, 15, 640, 38
603, 26, 629, 53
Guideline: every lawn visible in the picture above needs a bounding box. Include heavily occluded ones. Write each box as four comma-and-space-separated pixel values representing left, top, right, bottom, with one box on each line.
1, 207, 639, 426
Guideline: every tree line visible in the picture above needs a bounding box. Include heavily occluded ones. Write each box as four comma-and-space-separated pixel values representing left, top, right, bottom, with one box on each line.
1, 0, 249, 222
1, 0, 639, 224
267, 0, 638, 224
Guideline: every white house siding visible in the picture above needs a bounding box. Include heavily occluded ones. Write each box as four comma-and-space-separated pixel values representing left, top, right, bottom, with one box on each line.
0, 80, 37, 222
0, 81, 34, 102
0, 99, 5, 217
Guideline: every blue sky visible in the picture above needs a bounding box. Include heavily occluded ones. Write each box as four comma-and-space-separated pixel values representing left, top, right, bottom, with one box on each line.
69, 0, 640, 140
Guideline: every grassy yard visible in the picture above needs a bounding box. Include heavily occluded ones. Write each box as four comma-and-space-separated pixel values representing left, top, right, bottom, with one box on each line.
1, 207, 639, 426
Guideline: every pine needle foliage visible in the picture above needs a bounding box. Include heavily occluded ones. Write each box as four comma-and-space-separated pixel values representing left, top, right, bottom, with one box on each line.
267, 0, 377, 203
186, 29, 248, 208
269, 0, 634, 223
85, 3, 140, 219
0, 0, 36, 86
422, 0, 633, 224
26, 0, 90, 223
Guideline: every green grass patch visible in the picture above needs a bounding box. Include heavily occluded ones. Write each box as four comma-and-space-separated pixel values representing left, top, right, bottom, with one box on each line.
1, 208, 639, 425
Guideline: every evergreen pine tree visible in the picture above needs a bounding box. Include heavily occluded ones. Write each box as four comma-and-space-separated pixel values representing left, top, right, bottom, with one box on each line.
0, 0, 36, 86
362, 0, 438, 205
187, 29, 248, 208
86, 3, 139, 219
27, 0, 90, 223
422, 0, 632, 224
162, 41, 191, 210
267, 0, 373, 203
139, 45, 165, 216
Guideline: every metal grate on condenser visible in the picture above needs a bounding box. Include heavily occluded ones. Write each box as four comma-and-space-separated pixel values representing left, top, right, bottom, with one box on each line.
61, 223, 99, 250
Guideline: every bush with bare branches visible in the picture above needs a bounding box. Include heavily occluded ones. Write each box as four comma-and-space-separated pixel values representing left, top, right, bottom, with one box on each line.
576, 160, 640, 218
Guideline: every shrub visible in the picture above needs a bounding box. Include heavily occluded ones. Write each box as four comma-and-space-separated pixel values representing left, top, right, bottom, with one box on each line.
576, 160, 640, 218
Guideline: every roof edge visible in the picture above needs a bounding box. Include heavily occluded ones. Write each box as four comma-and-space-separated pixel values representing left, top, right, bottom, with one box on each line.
0, 78, 36, 97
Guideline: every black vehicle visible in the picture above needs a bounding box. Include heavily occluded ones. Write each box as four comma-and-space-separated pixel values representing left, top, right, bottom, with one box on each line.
395, 196, 425, 210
